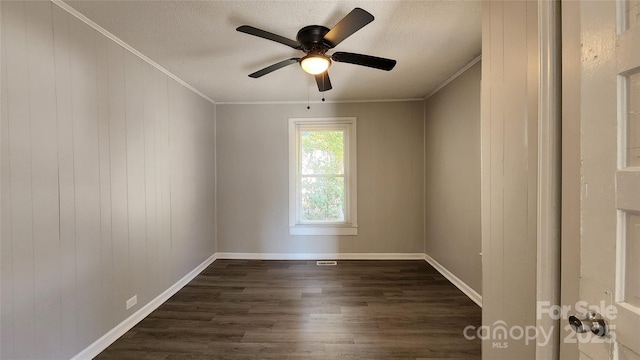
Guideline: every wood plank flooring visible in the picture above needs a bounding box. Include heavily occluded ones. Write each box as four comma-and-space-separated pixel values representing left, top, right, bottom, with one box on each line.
95, 260, 481, 359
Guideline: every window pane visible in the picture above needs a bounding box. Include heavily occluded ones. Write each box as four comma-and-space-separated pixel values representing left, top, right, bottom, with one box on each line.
300, 130, 345, 175
301, 176, 345, 222
622, 0, 640, 31
625, 212, 640, 307
627, 71, 640, 167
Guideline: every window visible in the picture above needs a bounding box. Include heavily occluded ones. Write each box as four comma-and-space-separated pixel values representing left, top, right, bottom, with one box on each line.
289, 117, 357, 235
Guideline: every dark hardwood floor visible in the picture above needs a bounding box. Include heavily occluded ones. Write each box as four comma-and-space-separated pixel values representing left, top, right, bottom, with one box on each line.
96, 260, 481, 359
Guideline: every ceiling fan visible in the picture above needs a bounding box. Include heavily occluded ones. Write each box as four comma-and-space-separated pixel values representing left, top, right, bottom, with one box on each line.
236, 8, 397, 92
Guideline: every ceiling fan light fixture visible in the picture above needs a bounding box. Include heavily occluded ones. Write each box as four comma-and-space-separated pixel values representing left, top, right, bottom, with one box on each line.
300, 54, 331, 75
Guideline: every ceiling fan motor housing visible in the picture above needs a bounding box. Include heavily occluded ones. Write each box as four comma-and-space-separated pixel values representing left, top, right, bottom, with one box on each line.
296, 25, 331, 54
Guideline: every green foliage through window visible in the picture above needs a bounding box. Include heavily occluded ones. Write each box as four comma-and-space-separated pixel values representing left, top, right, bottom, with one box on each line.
299, 129, 346, 222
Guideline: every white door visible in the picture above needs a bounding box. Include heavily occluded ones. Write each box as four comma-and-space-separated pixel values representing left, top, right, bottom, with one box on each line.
576, 0, 640, 359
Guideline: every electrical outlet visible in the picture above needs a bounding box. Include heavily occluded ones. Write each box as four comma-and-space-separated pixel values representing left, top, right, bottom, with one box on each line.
126, 295, 137, 310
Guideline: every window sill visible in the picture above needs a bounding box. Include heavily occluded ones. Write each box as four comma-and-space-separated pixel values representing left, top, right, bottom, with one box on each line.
289, 225, 358, 236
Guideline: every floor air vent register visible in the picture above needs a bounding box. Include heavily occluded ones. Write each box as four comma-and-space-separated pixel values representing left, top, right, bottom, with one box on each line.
316, 260, 338, 266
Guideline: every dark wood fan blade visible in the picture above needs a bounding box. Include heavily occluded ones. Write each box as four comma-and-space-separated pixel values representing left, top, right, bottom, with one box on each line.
249, 58, 300, 78
323, 8, 374, 48
237, 25, 302, 49
314, 72, 332, 92
331, 52, 396, 71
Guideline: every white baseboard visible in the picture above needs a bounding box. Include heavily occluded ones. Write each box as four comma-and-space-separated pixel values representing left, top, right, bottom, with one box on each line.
71, 253, 218, 360
215, 252, 426, 260
424, 253, 482, 307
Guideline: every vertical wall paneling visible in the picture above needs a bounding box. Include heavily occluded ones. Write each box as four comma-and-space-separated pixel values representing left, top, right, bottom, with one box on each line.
502, 0, 531, 330
0, 2, 14, 358
24, 2, 62, 358
95, 30, 114, 334
168, 82, 182, 280
1, 3, 217, 358
487, 1, 506, 321
481, 0, 553, 358
51, 5, 78, 357
168, 82, 215, 278
213, 103, 217, 253
154, 73, 172, 292
143, 63, 159, 296
4, 2, 35, 358
69, 14, 102, 349
124, 51, 148, 308
106, 39, 130, 323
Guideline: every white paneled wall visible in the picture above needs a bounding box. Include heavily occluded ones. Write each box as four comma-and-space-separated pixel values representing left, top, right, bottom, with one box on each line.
481, 1, 541, 359
0, 2, 216, 358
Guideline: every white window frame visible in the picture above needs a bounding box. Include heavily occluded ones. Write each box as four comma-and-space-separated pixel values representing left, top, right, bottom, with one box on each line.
288, 117, 358, 236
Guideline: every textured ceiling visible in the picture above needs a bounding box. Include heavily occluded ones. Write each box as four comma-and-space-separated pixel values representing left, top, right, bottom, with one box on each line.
64, 0, 481, 103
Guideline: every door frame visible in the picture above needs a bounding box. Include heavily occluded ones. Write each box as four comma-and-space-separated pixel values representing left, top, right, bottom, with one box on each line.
536, 0, 562, 358
559, 1, 582, 359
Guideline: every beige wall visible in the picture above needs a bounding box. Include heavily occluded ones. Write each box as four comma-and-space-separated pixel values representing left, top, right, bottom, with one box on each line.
216, 101, 424, 255
424, 62, 481, 295
0, 2, 216, 358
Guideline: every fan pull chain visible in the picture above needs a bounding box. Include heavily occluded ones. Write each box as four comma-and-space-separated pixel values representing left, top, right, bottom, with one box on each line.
307, 80, 310, 110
